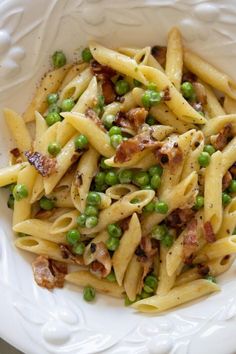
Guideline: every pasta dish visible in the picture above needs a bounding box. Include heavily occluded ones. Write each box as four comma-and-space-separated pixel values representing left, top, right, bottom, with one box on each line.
0, 27, 236, 313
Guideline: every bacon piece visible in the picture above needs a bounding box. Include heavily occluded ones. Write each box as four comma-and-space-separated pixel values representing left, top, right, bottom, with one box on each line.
136, 237, 158, 289
204, 221, 216, 243
119, 216, 132, 232
32, 255, 67, 289
151, 46, 167, 67
154, 138, 183, 172
212, 123, 233, 151
222, 171, 232, 191
183, 219, 198, 263
10, 148, 21, 158
126, 108, 148, 131
192, 82, 207, 105
230, 163, 236, 178
182, 72, 198, 83
115, 112, 133, 131
60, 244, 84, 265
90, 60, 116, 80
102, 79, 116, 104
163, 86, 171, 101
88, 242, 111, 278
115, 130, 160, 163
166, 208, 195, 229
197, 263, 210, 276
25, 151, 57, 177
85, 108, 106, 131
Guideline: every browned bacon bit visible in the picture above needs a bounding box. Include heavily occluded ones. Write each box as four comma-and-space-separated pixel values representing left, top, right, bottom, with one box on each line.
90, 60, 116, 80
137, 237, 158, 287
88, 242, 111, 278
25, 151, 57, 177
119, 216, 132, 232
166, 208, 195, 229
115, 132, 159, 163
212, 123, 233, 151
126, 108, 148, 131
151, 46, 167, 67
182, 72, 198, 83
163, 86, 171, 101
230, 163, 236, 178
102, 79, 116, 104
154, 139, 183, 171
204, 221, 216, 243
183, 219, 198, 263
197, 263, 210, 276
85, 108, 106, 131
222, 171, 232, 191
59, 244, 84, 265
10, 148, 21, 158
32, 255, 67, 289
115, 112, 133, 130
192, 82, 207, 105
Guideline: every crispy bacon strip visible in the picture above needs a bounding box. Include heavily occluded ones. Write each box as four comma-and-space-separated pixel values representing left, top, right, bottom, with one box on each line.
88, 242, 111, 278
182, 72, 198, 83
25, 151, 57, 177
90, 60, 116, 80
60, 244, 84, 265
204, 221, 216, 243
166, 208, 195, 229
85, 108, 106, 131
222, 171, 232, 191
32, 255, 67, 289
126, 108, 148, 131
229, 163, 236, 178
151, 46, 167, 67
192, 82, 207, 105
183, 219, 198, 263
212, 123, 233, 151
102, 79, 116, 104
115, 112, 133, 131
136, 237, 158, 289
197, 263, 210, 276
154, 138, 183, 171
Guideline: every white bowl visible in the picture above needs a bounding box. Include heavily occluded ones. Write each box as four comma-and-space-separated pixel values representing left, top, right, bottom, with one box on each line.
1, 1, 236, 353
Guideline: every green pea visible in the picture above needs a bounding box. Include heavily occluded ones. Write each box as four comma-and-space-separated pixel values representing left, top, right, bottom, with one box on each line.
85, 216, 98, 228
181, 82, 195, 99
115, 80, 130, 95
77, 214, 87, 227
203, 145, 216, 156
133, 171, 150, 187
100, 157, 111, 170
150, 174, 161, 189
52, 51, 67, 68
133, 79, 142, 87
140, 290, 151, 299
83, 286, 96, 302
94, 184, 107, 192
105, 171, 118, 186
222, 192, 232, 206
124, 294, 136, 306
109, 126, 122, 136
85, 205, 98, 217
6, 183, 16, 193
13, 184, 28, 201
66, 229, 81, 245
155, 201, 169, 214
60, 98, 75, 112
7, 194, 14, 209
48, 103, 61, 114
143, 284, 154, 294
47, 142, 61, 156
45, 112, 62, 126
94, 95, 105, 116
148, 165, 163, 177
144, 275, 158, 291
81, 47, 93, 62
110, 134, 123, 148
73, 242, 85, 255
95, 172, 106, 186
198, 151, 211, 167
106, 271, 116, 282
39, 196, 55, 210
229, 180, 236, 193
204, 274, 217, 283
142, 90, 162, 108
146, 114, 156, 126
74, 134, 88, 150
86, 191, 101, 206
143, 201, 155, 213
194, 195, 204, 210
161, 233, 174, 248
147, 82, 157, 91
106, 236, 120, 251
107, 224, 122, 238
102, 114, 115, 129
151, 224, 168, 240
47, 93, 59, 105
118, 169, 133, 184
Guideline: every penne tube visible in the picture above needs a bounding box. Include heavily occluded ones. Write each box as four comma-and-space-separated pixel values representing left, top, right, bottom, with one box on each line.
50, 187, 74, 208
34, 112, 48, 150
217, 197, 236, 239
181, 130, 204, 180
0, 163, 28, 187
83, 230, 109, 265
224, 95, 236, 114
65, 271, 124, 298
30, 175, 44, 203
112, 213, 142, 286
60, 63, 88, 90
72, 76, 98, 113
50, 209, 78, 234
56, 120, 76, 147
13, 219, 66, 244
62, 112, 115, 157
79, 190, 155, 235
123, 255, 143, 301
221, 137, 236, 175
203, 115, 236, 137
157, 245, 176, 296
184, 49, 236, 99
132, 279, 220, 313
105, 184, 138, 200
165, 27, 183, 91
203, 83, 225, 118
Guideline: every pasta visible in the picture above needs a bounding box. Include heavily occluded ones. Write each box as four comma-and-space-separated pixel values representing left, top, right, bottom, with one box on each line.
1, 27, 236, 314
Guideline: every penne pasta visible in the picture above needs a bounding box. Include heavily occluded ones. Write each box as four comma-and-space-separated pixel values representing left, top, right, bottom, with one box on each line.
0, 163, 28, 187
165, 27, 183, 91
